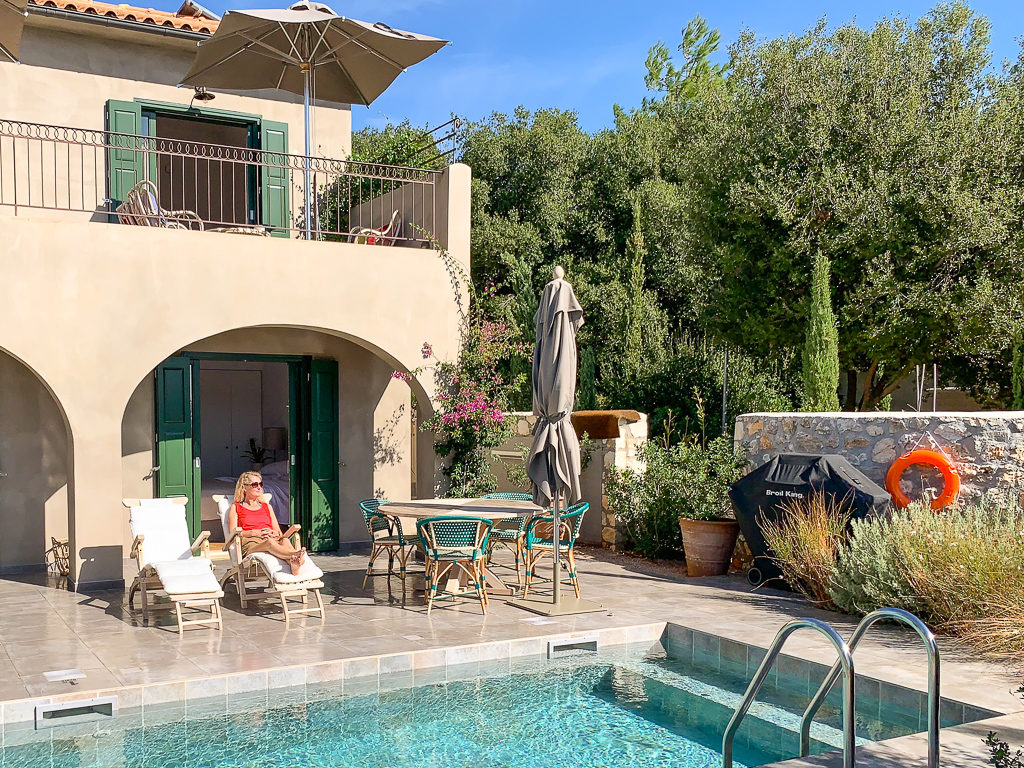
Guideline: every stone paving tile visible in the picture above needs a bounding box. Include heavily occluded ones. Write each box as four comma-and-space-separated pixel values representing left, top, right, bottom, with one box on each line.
0, 548, 1016, 729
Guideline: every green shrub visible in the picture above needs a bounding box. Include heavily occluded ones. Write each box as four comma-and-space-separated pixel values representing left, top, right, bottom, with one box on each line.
987, 684, 1024, 767
829, 501, 1024, 635
802, 252, 841, 411
760, 491, 850, 609
606, 431, 744, 560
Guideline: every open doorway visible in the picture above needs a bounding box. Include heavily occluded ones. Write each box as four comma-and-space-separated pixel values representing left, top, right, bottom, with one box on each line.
154, 353, 339, 552
198, 360, 290, 544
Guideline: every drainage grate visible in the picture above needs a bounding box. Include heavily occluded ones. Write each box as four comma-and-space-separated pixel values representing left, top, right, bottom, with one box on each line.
547, 634, 600, 659
35, 696, 118, 729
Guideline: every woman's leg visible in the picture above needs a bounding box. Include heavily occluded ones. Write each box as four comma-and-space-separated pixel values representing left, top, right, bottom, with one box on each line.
247, 539, 307, 574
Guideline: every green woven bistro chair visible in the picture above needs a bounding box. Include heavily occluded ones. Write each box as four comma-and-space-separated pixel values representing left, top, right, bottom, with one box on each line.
482, 492, 536, 586
416, 516, 493, 615
522, 502, 588, 599
359, 499, 416, 588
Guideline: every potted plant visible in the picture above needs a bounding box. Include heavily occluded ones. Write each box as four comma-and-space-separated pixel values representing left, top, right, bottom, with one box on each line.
242, 438, 268, 470
671, 424, 745, 577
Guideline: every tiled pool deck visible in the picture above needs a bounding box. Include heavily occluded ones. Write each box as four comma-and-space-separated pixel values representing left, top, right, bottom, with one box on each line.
0, 547, 1020, 766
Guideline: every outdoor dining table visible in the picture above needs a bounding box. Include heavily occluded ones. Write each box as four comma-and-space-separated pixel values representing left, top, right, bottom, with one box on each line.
383, 497, 544, 596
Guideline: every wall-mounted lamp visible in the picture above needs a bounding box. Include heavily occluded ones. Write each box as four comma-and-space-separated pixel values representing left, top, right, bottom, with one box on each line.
189, 86, 215, 109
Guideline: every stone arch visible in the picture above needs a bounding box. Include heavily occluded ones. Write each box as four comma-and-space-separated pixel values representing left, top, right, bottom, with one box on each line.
118, 324, 437, 548
0, 346, 73, 574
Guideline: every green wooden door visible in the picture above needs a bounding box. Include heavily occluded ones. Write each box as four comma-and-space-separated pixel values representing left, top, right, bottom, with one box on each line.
105, 99, 145, 214
309, 359, 339, 551
260, 120, 290, 237
155, 356, 201, 537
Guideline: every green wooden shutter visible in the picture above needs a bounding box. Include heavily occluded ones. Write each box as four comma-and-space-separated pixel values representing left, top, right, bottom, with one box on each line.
105, 99, 144, 212
260, 120, 290, 237
156, 356, 200, 537
309, 358, 339, 551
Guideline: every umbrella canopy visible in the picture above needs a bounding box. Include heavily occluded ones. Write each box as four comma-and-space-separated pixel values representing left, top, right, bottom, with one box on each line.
180, 1, 447, 106
1, 0, 28, 63
527, 266, 584, 509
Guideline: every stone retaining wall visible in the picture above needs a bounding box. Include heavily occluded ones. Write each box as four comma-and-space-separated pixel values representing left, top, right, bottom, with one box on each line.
734, 412, 1024, 504
489, 411, 647, 547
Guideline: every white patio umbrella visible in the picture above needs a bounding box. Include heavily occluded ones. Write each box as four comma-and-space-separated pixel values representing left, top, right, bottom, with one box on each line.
180, 1, 447, 238
1, 0, 29, 63
511, 266, 602, 616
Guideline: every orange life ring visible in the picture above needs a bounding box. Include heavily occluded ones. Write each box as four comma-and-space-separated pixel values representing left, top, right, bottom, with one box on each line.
885, 449, 960, 510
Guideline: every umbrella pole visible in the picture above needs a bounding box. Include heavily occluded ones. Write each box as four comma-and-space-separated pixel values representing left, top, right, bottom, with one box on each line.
302, 62, 312, 240
552, 492, 561, 605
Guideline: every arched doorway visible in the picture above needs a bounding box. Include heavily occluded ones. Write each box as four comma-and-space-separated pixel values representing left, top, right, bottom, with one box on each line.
0, 349, 72, 575
121, 326, 423, 553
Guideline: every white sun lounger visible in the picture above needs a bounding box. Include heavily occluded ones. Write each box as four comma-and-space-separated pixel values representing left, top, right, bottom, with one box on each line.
213, 495, 325, 624
122, 497, 224, 634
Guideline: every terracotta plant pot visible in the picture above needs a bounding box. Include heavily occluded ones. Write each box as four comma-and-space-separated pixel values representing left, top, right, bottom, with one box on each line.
678, 518, 740, 577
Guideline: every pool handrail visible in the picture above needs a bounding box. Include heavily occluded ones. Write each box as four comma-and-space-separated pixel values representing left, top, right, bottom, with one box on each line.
722, 617, 855, 768
799, 607, 940, 768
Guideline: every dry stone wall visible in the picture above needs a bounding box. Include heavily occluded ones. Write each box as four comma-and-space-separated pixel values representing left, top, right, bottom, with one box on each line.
734, 412, 1024, 504
489, 411, 647, 547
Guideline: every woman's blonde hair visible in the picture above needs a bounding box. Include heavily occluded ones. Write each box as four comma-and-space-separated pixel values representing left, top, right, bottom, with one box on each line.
233, 471, 263, 503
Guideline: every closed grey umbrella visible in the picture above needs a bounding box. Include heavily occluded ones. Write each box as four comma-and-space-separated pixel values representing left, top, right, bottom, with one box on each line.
512, 266, 601, 615
180, 1, 447, 238
1, 0, 28, 63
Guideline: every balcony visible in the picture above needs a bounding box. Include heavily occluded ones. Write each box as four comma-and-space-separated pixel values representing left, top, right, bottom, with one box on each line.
0, 117, 458, 247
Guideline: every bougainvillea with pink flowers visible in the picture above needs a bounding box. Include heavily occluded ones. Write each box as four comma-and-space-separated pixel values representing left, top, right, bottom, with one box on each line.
421, 317, 529, 497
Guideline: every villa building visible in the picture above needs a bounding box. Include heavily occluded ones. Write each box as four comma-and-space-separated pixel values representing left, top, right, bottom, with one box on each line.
0, 0, 469, 588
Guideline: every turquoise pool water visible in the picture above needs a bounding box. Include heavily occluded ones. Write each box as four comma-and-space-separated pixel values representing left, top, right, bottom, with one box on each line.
0, 640, 993, 768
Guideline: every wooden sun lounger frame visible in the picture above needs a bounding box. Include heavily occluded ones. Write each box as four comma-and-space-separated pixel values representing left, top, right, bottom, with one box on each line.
212, 495, 326, 624
122, 497, 224, 635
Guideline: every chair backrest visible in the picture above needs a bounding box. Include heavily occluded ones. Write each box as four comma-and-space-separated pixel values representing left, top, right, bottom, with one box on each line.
525, 502, 588, 548
359, 498, 394, 537
416, 516, 492, 561
481, 492, 533, 501
128, 497, 192, 567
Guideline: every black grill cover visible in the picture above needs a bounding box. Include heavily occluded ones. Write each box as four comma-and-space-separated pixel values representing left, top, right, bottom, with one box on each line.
728, 454, 891, 585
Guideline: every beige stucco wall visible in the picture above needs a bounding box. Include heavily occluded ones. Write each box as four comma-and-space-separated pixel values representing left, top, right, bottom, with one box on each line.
0, 189, 467, 585
0, 16, 470, 586
12, 17, 352, 158
1, 17, 352, 230
115, 329, 415, 552
0, 350, 70, 572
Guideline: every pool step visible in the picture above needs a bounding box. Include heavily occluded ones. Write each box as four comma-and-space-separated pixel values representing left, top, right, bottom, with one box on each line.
611, 660, 860, 752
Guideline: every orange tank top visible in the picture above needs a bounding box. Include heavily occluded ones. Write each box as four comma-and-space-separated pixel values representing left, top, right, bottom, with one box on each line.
235, 502, 273, 531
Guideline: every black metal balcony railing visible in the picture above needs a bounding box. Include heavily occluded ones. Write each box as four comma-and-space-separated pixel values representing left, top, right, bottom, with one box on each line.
0, 118, 441, 245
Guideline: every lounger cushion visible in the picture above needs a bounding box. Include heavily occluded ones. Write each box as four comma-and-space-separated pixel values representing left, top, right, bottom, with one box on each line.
151, 558, 222, 596
130, 503, 193, 566
248, 552, 324, 584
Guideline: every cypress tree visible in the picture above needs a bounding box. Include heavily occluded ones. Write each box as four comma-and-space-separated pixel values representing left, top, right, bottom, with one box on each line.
803, 251, 841, 411
579, 347, 597, 410
1013, 334, 1024, 410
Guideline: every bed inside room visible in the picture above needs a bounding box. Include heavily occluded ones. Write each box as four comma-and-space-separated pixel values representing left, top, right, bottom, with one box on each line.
198, 360, 291, 542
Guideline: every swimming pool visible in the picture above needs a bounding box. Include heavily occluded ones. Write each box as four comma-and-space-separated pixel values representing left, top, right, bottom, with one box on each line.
1, 634, 998, 768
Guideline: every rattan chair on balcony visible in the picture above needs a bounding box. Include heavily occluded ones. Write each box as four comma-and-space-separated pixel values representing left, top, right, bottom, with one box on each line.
522, 502, 588, 599
481, 492, 536, 586
416, 515, 493, 615
115, 179, 204, 230
359, 498, 417, 588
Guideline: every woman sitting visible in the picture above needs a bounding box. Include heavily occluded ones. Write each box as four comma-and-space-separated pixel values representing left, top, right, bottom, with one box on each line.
230, 471, 306, 575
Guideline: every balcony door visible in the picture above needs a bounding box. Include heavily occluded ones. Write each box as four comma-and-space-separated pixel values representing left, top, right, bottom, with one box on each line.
105, 99, 290, 235
152, 113, 253, 228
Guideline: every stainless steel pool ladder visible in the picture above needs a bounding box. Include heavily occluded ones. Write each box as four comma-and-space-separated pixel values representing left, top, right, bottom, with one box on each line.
721, 608, 940, 768
798, 607, 940, 768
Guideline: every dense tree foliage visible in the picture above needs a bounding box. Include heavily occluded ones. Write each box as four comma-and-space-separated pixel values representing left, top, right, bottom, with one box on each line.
803, 253, 841, 411
356, 2, 1024, 437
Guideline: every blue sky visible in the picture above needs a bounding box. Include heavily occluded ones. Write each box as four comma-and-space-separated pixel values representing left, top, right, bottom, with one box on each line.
204, 0, 1024, 134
